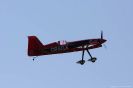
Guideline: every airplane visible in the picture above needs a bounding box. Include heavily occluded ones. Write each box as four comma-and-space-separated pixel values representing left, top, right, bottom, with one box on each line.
27, 31, 107, 65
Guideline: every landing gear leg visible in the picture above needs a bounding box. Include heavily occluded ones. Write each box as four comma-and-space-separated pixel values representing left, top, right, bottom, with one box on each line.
76, 49, 85, 65
86, 49, 97, 63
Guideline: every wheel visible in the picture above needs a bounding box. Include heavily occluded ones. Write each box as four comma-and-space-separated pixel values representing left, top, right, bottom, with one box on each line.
76, 60, 85, 65
88, 57, 97, 63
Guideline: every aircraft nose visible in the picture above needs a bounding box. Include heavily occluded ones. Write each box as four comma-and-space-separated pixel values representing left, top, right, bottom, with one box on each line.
103, 39, 107, 43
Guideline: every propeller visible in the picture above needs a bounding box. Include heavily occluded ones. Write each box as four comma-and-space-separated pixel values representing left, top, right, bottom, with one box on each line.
103, 44, 107, 49
100, 30, 107, 49
101, 30, 103, 39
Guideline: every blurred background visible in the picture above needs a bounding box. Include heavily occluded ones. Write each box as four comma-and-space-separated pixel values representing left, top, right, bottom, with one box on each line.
0, 0, 133, 88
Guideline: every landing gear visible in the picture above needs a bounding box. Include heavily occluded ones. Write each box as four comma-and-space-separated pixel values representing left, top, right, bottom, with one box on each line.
77, 49, 85, 65
86, 49, 97, 63
76, 60, 85, 65
88, 57, 97, 63
77, 49, 97, 65
32, 56, 37, 61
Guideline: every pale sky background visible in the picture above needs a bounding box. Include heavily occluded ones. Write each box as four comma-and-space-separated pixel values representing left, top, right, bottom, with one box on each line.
0, 0, 133, 88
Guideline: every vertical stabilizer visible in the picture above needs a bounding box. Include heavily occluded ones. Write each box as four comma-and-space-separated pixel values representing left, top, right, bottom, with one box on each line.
28, 36, 43, 56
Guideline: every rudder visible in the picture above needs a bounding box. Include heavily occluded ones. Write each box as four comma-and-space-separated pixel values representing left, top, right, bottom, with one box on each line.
28, 36, 43, 56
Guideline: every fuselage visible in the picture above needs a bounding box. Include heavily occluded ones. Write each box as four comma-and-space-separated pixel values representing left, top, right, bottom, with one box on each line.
28, 38, 106, 56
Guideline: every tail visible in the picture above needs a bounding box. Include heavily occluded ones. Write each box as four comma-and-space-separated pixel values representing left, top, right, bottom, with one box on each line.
28, 36, 44, 56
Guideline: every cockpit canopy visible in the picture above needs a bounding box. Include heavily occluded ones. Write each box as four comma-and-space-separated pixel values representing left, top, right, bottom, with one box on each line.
58, 40, 67, 45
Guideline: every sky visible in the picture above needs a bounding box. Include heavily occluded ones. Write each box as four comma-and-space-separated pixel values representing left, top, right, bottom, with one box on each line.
0, 0, 133, 88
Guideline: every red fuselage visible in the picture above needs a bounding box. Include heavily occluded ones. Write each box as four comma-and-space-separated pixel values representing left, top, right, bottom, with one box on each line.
28, 36, 106, 56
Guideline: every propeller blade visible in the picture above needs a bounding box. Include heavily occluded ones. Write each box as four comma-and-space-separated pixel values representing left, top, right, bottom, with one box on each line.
103, 44, 107, 49
101, 30, 103, 39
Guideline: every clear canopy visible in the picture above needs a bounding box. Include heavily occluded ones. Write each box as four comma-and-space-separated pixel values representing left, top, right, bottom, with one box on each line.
58, 40, 67, 45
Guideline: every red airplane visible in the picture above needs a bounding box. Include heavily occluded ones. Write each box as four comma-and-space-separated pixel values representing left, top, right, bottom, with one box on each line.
27, 31, 107, 65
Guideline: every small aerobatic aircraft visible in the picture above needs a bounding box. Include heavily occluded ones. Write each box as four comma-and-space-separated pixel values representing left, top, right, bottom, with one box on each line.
27, 31, 107, 65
